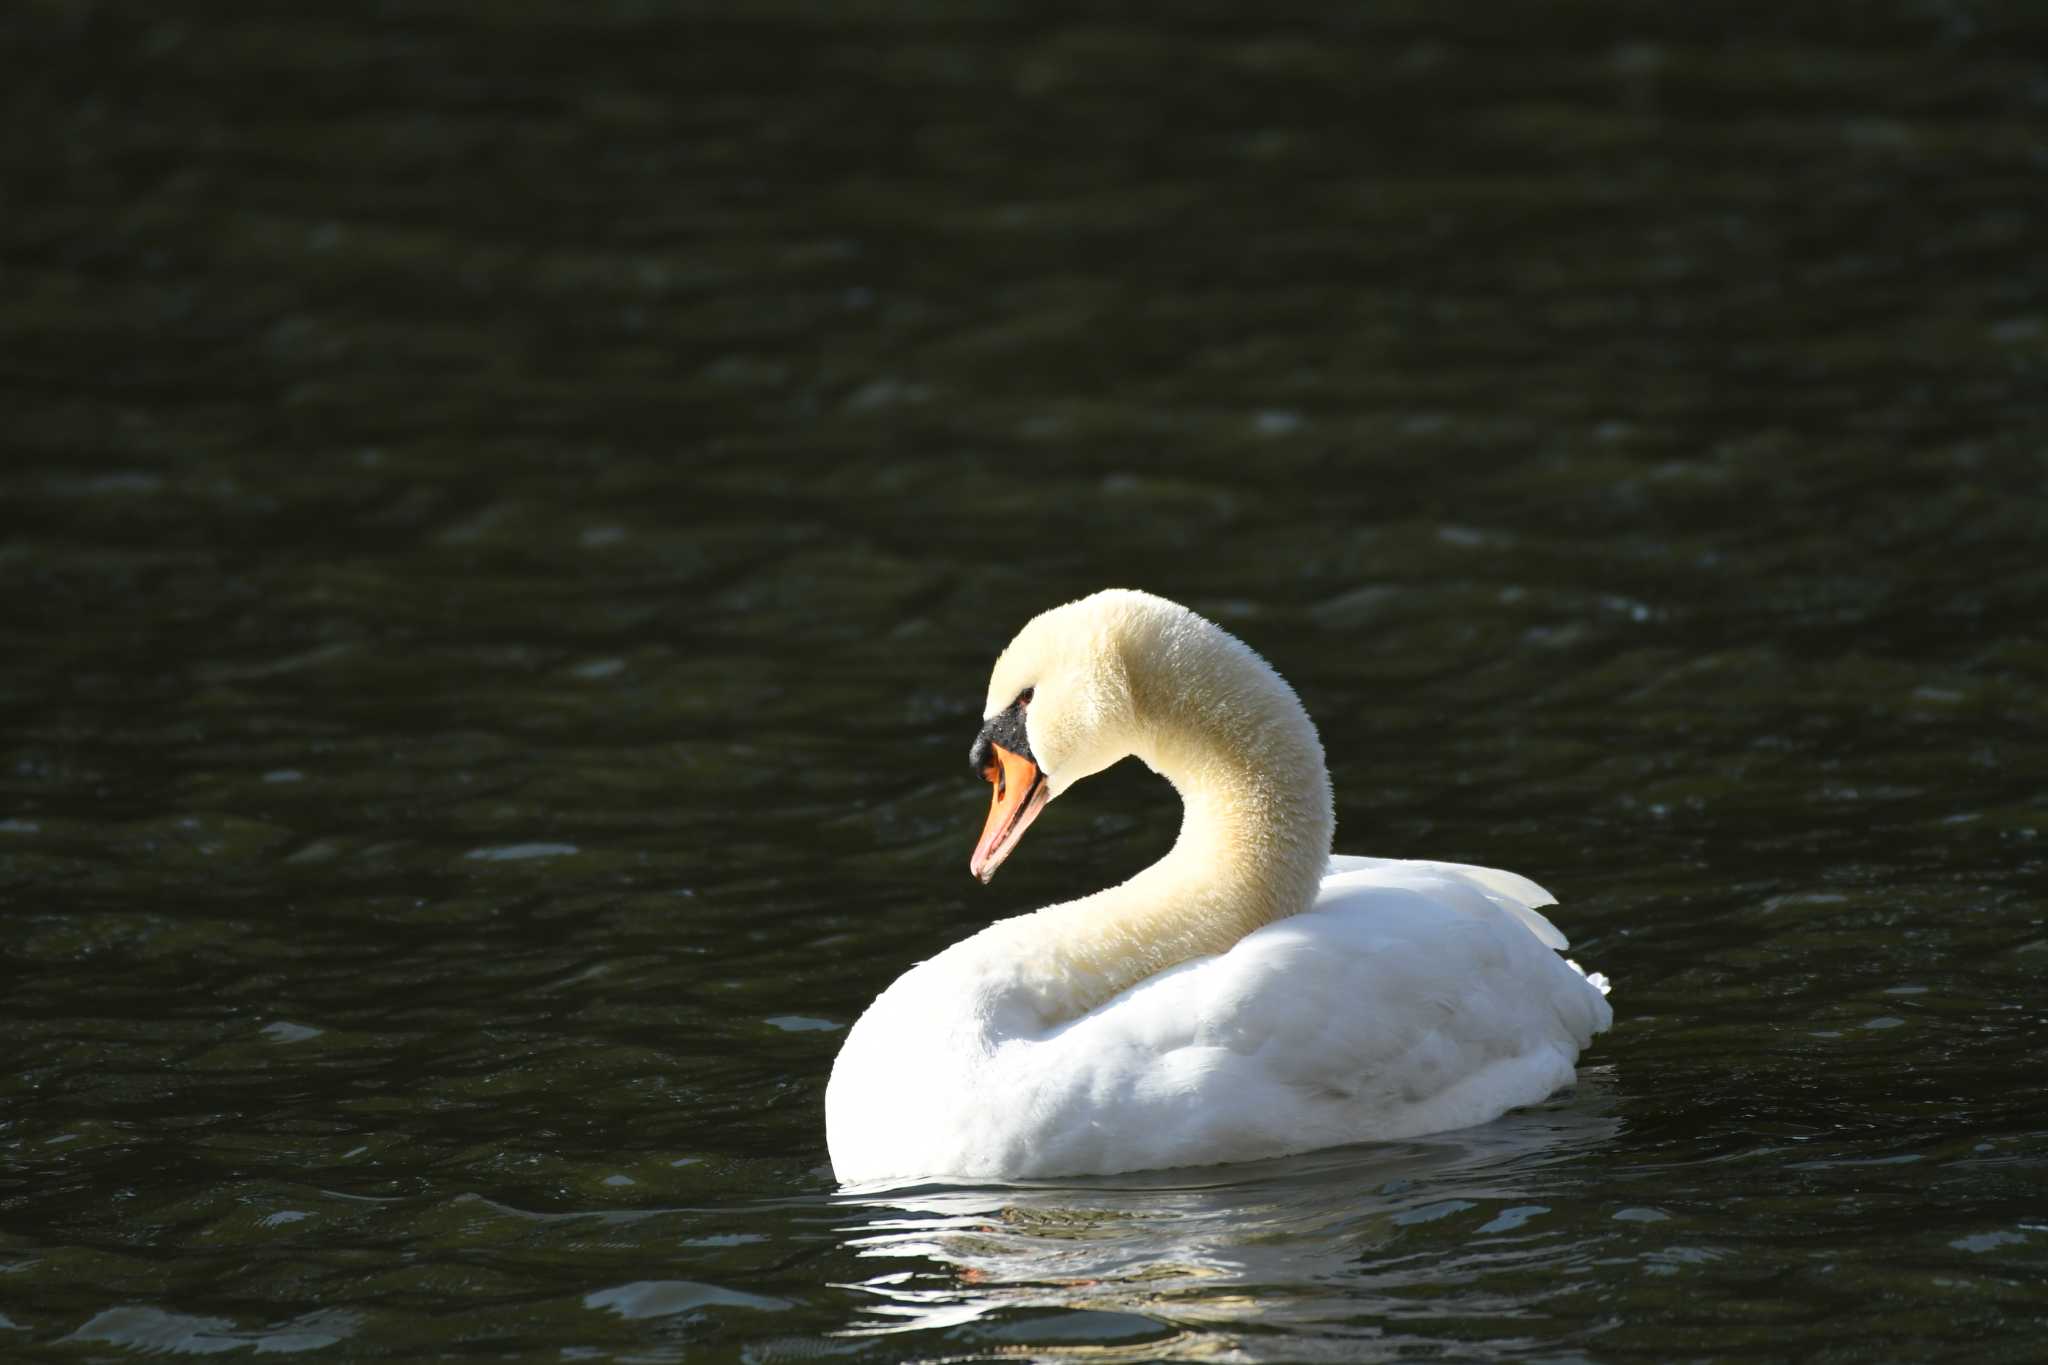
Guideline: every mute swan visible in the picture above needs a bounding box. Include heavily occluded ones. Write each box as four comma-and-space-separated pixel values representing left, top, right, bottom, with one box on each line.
827, 589, 1611, 1184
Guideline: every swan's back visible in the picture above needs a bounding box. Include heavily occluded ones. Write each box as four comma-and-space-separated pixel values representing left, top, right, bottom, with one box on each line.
948, 859, 1612, 1179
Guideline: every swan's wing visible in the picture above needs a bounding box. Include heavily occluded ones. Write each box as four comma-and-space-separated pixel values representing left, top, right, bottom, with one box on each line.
1327, 854, 1567, 949
1002, 871, 1611, 1174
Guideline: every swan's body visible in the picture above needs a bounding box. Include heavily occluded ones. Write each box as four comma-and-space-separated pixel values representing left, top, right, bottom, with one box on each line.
827, 591, 1611, 1185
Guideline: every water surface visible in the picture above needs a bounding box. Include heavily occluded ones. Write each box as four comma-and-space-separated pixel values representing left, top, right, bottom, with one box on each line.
3, 1, 2045, 1360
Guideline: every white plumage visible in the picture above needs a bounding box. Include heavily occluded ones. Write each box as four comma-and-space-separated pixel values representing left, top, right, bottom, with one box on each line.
827, 591, 1612, 1185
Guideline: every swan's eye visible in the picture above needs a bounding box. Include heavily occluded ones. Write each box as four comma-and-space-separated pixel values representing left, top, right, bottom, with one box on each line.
970, 689, 1036, 779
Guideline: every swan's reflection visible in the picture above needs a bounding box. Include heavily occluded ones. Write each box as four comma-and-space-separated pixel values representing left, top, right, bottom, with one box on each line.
831, 1079, 1619, 1356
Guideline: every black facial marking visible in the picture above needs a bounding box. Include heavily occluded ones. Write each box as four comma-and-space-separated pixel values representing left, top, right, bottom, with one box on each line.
969, 691, 1034, 777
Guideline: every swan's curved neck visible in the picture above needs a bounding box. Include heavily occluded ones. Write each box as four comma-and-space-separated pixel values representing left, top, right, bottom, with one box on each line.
979, 631, 1335, 1027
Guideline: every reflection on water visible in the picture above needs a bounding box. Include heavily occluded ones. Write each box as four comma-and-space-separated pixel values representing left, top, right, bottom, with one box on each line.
62, 1308, 363, 1357
834, 1089, 1623, 1355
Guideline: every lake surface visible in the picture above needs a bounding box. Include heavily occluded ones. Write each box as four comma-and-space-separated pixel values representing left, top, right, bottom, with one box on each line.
4, 1, 2045, 1359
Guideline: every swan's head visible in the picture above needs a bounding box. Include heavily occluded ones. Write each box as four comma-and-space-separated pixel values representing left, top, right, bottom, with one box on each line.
967, 590, 1191, 882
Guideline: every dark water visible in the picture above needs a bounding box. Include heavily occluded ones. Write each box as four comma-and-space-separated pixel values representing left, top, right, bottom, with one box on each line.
5, 1, 2046, 1359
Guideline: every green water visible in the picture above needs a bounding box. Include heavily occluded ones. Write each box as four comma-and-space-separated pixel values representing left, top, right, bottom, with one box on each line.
4, 1, 2045, 1359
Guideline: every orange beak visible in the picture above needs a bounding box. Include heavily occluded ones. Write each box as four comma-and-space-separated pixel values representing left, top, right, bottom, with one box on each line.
970, 743, 1049, 883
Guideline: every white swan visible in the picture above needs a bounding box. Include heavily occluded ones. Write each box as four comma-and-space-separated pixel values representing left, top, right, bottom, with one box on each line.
827, 589, 1611, 1184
